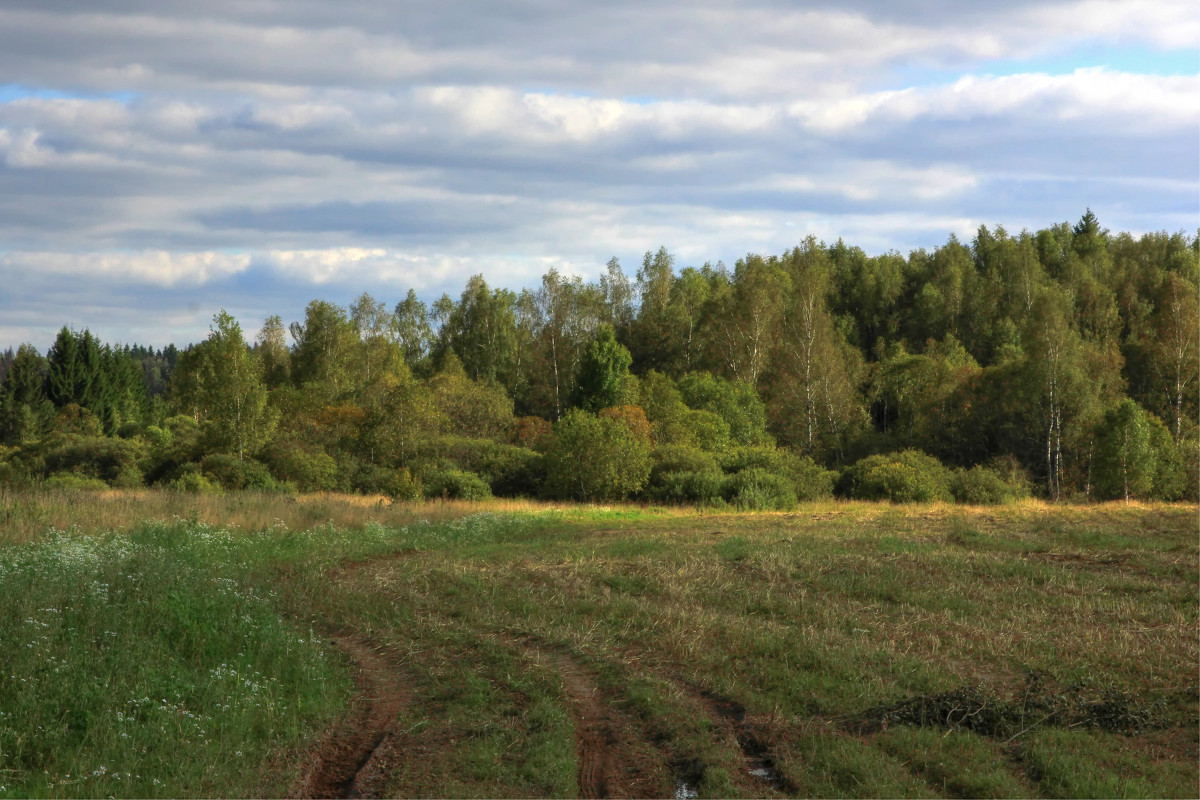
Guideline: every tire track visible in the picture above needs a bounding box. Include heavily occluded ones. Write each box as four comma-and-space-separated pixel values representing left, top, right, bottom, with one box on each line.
516, 640, 673, 799
292, 634, 411, 799
693, 689, 794, 795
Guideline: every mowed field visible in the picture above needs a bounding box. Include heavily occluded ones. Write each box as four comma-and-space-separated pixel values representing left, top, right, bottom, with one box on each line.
0, 490, 1196, 798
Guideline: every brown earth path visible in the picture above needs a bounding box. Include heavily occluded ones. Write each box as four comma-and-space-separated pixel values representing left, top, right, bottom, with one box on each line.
290, 633, 412, 799
292, 549, 788, 799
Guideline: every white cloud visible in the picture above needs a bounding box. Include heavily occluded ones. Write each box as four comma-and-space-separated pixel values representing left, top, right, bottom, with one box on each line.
789, 69, 1200, 133
0, 250, 251, 286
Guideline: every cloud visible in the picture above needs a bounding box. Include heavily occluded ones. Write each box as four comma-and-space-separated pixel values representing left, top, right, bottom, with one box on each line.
788, 69, 1199, 134
0, 250, 250, 286
0, 1, 1194, 348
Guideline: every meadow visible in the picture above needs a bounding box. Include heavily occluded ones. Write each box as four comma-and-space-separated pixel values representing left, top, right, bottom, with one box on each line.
0, 488, 1196, 798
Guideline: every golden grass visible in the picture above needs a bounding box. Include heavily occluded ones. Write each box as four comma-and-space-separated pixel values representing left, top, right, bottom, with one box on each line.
1, 486, 1195, 546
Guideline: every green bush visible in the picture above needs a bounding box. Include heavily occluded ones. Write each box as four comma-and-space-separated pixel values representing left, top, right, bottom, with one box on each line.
166, 464, 221, 493
43, 472, 110, 491
427, 436, 545, 497
950, 465, 1028, 505
115, 421, 142, 439
261, 439, 340, 492
111, 464, 145, 489
649, 470, 727, 505
199, 454, 281, 492
1176, 434, 1199, 503
542, 409, 653, 502
645, 446, 725, 504
421, 467, 492, 501
677, 372, 773, 447
1149, 420, 1188, 501
838, 450, 953, 503
41, 434, 147, 486
720, 447, 836, 501
351, 463, 422, 501
650, 446, 720, 481
0, 459, 33, 486
722, 467, 798, 511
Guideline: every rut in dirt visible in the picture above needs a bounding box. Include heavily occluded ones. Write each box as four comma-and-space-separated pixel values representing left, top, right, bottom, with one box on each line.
521, 643, 672, 800
292, 634, 411, 799
695, 689, 794, 795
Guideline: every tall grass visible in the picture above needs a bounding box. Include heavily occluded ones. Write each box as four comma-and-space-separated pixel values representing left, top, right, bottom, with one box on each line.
0, 520, 346, 798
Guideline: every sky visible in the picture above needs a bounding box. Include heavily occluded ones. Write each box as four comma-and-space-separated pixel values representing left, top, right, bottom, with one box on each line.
0, 0, 1197, 350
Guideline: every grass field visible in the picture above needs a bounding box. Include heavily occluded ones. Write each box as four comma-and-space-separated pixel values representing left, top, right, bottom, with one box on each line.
0, 488, 1196, 798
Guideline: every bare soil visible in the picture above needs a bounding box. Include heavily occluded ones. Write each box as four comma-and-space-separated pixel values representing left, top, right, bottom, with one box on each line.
290, 635, 412, 799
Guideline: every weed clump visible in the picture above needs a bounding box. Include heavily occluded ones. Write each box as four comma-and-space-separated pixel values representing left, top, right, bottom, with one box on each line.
849, 673, 1174, 738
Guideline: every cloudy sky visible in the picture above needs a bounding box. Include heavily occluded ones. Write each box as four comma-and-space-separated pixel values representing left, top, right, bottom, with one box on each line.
1, 0, 1197, 350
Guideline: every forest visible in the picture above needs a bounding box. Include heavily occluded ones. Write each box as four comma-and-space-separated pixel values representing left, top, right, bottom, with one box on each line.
0, 211, 1196, 505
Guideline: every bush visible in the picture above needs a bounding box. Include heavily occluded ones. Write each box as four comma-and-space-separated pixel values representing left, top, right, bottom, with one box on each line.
542, 410, 652, 501
166, 464, 221, 493
421, 467, 492, 501
261, 439, 340, 492
199, 454, 281, 492
838, 450, 953, 503
677, 372, 773, 447
0, 459, 33, 487
1177, 434, 1199, 503
512, 416, 553, 450
645, 446, 723, 504
41, 435, 147, 486
111, 464, 145, 489
1149, 420, 1188, 501
720, 447, 836, 501
950, 465, 1028, 505
43, 472, 110, 491
352, 463, 423, 501
651, 446, 720, 480
649, 470, 727, 505
427, 437, 544, 497
722, 468, 798, 511
116, 422, 142, 439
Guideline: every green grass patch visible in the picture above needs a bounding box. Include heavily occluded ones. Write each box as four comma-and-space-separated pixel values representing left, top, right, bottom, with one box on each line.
1, 498, 1196, 797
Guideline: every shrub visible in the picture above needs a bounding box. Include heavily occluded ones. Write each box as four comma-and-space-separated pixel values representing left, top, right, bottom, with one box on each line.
838, 450, 953, 503
421, 467, 492, 501
723, 468, 798, 511
0, 459, 33, 486
645, 446, 723, 504
1093, 400, 1156, 501
599, 405, 652, 443
427, 437, 545, 497
199, 454, 280, 491
44, 472, 110, 491
1148, 419, 1188, 501
681, 409, 733, 452
352, 463, 422, 501
677, 372, 773, 447
41, 435, 147, 486
1176, 434, 1199, 503
542, 409, 652, 501
116, 422, 142, 439
651, 445, 720, 480
166, 464, 221, 493
261, 439, 340, 493
720, 447, 836, 501
950, 465, 1028, 505
111, 465, 145, 489
650, 470, 727, 506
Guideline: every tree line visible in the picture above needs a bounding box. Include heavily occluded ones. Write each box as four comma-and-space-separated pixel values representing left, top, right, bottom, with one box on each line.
1, 211, 1196, 504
